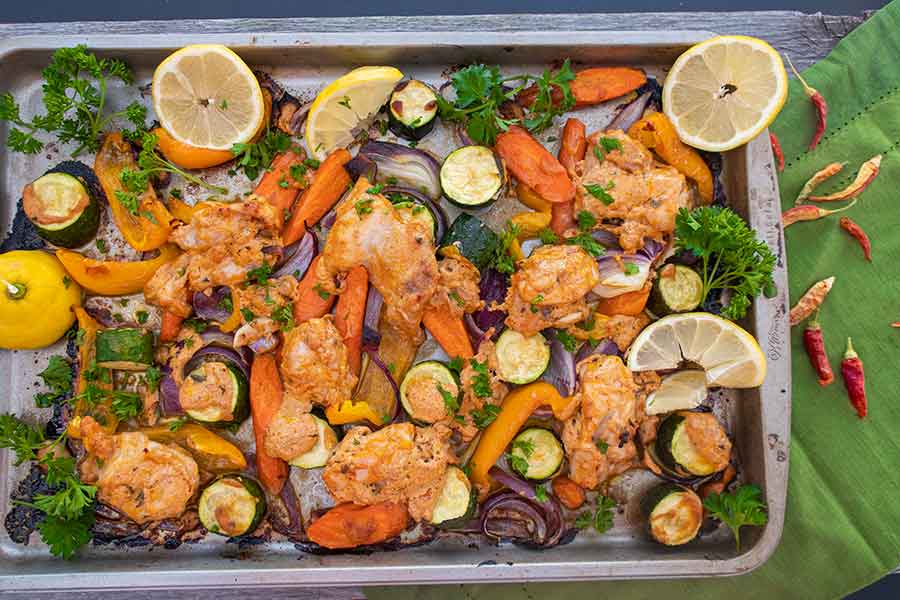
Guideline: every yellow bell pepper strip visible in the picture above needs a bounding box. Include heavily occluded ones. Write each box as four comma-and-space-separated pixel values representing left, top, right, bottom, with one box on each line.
326, 400, 384, 426
627, 112, 714, 204
511, 211, 552, 241
469, 381, 575, 497
167, 197, 197, 223
515, 182, 553, 213
509, 238, 525, 263
67, 307, 116, 437
94, 132, 173, 251
142, 423, 247, 473
218, 291, 243, 333
56, 244, 180, 297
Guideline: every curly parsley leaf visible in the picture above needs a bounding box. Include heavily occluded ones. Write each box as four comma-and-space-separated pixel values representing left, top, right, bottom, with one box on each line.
703, 484, 768, 551
470, 404, 501, 429
37, 511, 95, 560
0, 414, 44, 464
231, 128, 294, 180
34, 356, 73, 408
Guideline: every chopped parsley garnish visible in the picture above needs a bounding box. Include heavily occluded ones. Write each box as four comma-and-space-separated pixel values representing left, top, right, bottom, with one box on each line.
576, 210, 597, 231
338, 95, 352, 109
290, 163, 307, 181
490, 221, 520, 274
231, 128, 293, 180
534, 483, 549, 503
511, 438, 535, 457
167, 417, 188, 432
240, 307, 256, 322
184, 318, 208, 333
469, 359, 493, 399
366, 183, 385, 195
385, 176, 398, 185
278, 177, 289, 189
506, 452, 530, 477
246, 261, 273, 286
470, 404, 501, 429
623, 262, 639, 276
313, 283, 331, 300
217, 295, 234, 314
34, 356, 73, 408
355, 198, 374, 216
576, 495, 617, 534
593, 136, 623, 161
539, 228, 559, 245
596, 439, 608, 454
556, 329, 578, 352
530, 294, 543, 313
62, 275, 71, 289
584, 181, 615, 206
437, 384, 460, 415
447, 356, 465, 378
703, 484, 769, 551
566, 232, 605, 257
95, 238, 108, 253
110, 390, 142, 420
272, 303, 295, 331
144, 366, 162, 392
449, 291, 466, 307
135, 310, 149, 324
303, 157, 320, 169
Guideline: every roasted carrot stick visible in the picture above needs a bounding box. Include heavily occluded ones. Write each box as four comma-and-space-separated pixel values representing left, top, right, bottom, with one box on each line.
518, 67, 646, 110
334, 266, 368, 376
160, 311, 184, 342
293, 256, 336, 324
595, 286, 651, 316
282, 149, 352, 245
307, 502, 410, 549
495, 126, 574, 205
558, 117, 587, 178
422, 308, 474, 359
254, 150, 307, 215
250, 353, 289, 495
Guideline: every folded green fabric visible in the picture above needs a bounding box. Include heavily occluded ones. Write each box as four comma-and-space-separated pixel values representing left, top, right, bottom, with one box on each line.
368, 2, 900, 598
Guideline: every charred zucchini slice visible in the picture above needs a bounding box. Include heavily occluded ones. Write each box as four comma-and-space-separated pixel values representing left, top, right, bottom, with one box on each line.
181, 361, 250, 426
290, 415, 338, 469
441, 213, 500, 271
641, 484, 703, 546
22, 172, 100, 248
655, 411, 732, 477
495, 329, 550, 385
94, 328, 155, 370
199, 474, 266, 537
509, 427, 564, 480
399, 360, 460, 424
440, 146, 504, 208
388, 80, 438, 140
649, 265, 704, 316
430, 465, 476, 527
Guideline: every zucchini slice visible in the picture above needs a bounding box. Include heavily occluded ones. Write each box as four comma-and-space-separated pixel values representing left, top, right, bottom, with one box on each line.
641, 484, 703, 546
388, 80, 438, 140
290, 415, 338, 469
654, 411, 732, 477
509, 427, 564, 480
441, 213, 500, 270
392, 199, 437, 240
399, 360, 460, 424
182, 361, 250, 426
649, 265, 704, 316
95, 328, 155, 370
440, 146, 504, 209
22, 172, 100, 248
430, 465, 476, 527
198, 474, 267, 537
495, 329, 550, 384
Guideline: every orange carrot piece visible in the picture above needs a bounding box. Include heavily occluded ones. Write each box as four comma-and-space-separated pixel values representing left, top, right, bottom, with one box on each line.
596, 287, 651, 316
552, 475, 586, 510
422, 308, 474, 359
250, 353, 289, 495
495, 126, 574, 205
334, 266, 369, 376
160, 311, 184, 342
254, 150, 306, 214
518, 67, 646, 110
550, 202, 576, 236
282, 149, 352, 245
307, 502, 410, 549
293, 256, 336, 324
558, 117, 587, 178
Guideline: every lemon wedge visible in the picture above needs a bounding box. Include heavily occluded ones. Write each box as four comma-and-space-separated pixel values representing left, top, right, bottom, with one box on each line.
152, 44, 265, 151
306, 66, 404, 160
626, 313, 766, 388
662, 35, 788, 152
645, 370, 708, 415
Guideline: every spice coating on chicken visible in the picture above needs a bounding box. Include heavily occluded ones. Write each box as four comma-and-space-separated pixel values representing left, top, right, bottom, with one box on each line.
429, 252, 483, 318
79, 416, 199, 524
454, 337, 508, 442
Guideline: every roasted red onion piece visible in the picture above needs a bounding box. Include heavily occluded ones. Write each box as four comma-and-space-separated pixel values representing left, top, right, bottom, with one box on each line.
472, 268, 508, 337
542, 329, 577, 396
356, 141, 442, 200
192, 286, 232, 322
273, 231, 318, 280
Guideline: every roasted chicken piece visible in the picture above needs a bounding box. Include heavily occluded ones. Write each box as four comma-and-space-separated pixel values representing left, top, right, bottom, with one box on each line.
316, 178, 438, 336
264, 317, 356, 461
322, 422, 453, 522
504, 245, 599, 336
575, 129, 690, 252
233, 275, 299, 321
454, 335, 508, 442
566, 313, 652, 352
561, 354, 641, 490
169, 197, 281, 250
79, 416, 199, 524
429, 252, 483, 318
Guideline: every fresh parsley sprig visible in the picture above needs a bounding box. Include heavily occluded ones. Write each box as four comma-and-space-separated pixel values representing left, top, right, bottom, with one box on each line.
34, 356, 74, 409
231, 128, 294, 180
0, 45, 146, 156
703, 484, 768, 551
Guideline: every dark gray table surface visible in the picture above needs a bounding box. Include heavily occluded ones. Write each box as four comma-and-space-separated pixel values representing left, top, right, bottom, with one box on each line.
0, 2, 895, 599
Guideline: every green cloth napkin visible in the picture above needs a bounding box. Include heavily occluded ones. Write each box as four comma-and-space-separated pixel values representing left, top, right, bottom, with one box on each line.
368, 3, 900, 598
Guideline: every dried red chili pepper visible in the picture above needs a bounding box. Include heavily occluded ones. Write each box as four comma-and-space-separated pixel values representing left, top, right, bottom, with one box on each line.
769, 132, 785, 172
840, 337, 866, 418
787, 56, 828, 151
782, 200, 856, 228
795, 162, 845, 204
892, 322, 900, 328
809, 155, 881, 202
789, 276, 835, 326
839, 217, 872, 261
802, 313, 834, 386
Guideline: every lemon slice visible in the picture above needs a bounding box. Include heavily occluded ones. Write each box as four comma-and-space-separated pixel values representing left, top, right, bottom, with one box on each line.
645, 370, 708, 415
626, 313, 765, 388
306, 66, 404, 160
152, 44, 265, 151
662, 35, 788, 152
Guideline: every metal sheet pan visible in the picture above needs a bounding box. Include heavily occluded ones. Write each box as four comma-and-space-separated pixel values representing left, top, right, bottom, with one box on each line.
0, 29, 791, 590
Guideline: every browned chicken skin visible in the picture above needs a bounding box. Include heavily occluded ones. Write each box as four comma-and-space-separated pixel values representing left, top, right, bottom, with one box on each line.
454, 336, 508, 442
322, 422, 453, 522
79, 416, 199, 524
316, 178, 438, 337
429, 252, 483, 318
575, 129, 690, 253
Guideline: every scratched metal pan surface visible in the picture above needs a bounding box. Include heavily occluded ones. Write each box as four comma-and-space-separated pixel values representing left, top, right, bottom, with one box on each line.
0, 30, 791, 590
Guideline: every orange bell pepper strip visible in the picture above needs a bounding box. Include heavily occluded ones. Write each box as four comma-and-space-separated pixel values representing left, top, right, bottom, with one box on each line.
167, 197, 197, 223
422, 308, 474, 359
595, 286, 651, 316
293, 256, 336, 324
254, 150, 308, 215
94, 132, 173, 251
142, 422, 247, 473
495, 126, 575, 205
67, 307, 116, 437
333, 266, 368, 376
282, 149, 352, 245
56, 244, 180, 297
250, 353, 289, 494
628, 112, 714, 204
469, 382, 574, 497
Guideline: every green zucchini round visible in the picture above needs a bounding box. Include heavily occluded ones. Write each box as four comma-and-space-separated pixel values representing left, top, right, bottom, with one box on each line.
399, 360, 460, 424
649, 265, 704, 316
430, 465, 476, 527
495, 329, 550, 385
198, 474, 267, 537
289, 415, 338, 469
641, 483, 703, 546
441, 213, 500, 271
509, 427, 564, 480
440, 146, 505, 209
654, 412, 731, 477
22, 172, 100, 248
94, 328, 155, 370
388, 80, 438, 140
182, 361, 250, 426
